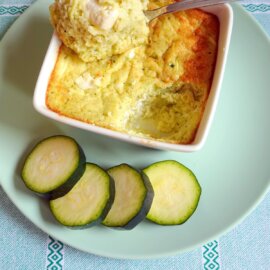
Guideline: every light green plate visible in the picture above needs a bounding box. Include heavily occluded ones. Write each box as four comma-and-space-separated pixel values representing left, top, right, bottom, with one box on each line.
0, 1, 269, 259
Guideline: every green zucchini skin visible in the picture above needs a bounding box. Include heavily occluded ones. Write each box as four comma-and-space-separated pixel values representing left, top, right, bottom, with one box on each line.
49, 143, 86, 200
50, 163, 115, 229
21, 135, 86, 200
143, 160, 201, 226
95, 172, 115, 227
123, 171, 154, 230
102, 164, 154, 230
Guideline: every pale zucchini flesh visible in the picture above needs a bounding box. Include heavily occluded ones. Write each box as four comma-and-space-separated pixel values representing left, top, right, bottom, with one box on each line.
21, 135, 86, 199
50, 163, 115, 228
143, 160, 201, 225
102, 164, 154, 230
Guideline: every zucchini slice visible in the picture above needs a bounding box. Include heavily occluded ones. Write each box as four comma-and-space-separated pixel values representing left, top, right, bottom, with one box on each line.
143, 160, 201, 225
21, 135, 86, 199
102, 164, 154, 230
50, 163, 115, 228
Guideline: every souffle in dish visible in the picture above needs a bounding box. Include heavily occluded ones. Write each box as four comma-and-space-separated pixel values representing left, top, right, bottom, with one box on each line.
47, 0, 219, 145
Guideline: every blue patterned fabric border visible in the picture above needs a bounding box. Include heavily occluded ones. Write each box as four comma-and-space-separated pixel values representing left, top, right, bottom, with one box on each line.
203, 240, 221, 270
243, 3, 270, 13
46, 236, 65, 270
0, 5, 28, 16
2, 3, 269, 17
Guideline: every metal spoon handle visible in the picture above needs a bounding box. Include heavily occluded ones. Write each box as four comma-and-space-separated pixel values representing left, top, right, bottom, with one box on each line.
144, 0, 239, 21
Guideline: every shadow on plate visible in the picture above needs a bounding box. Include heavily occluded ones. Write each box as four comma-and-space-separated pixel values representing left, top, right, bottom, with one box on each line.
1, 15, 52, 97
64, 126, 163, 169
0, 15, 54, 132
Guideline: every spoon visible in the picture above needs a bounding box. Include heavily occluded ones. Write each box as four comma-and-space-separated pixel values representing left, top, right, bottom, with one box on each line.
144, 0, 239, 21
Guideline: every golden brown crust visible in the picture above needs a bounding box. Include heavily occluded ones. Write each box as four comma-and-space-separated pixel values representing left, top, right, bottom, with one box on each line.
180, 10, 219, 90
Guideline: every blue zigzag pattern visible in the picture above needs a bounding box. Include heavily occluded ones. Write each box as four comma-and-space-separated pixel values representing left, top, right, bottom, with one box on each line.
203, 240, 220, 270
47, 236, 64, 270
0, 6, 28, 16
1, 3, 270, 17
244, 4, 270, 13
